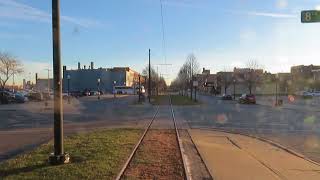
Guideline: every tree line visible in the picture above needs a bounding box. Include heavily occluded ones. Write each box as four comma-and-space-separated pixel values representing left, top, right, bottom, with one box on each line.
171, 54, 200, 98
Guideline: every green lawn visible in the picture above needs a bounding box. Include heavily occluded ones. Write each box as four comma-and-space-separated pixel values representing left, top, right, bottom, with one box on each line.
151, 95, 200, 105
0, 129, 142, 180
151, 95, 170, 105
170, 95, 200, 106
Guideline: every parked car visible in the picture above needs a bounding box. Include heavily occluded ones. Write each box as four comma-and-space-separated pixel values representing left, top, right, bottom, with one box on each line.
82, 90, 91, 96
302, 91, 313, 98
222, 94, 233, 100
70, 91, 82, 97
28, 92, 43, 101
90, 91, 100, 96
14, 93, 28, 103
0, 91, 15, 104
239, 94, 256, 104
312, 91, 320, 96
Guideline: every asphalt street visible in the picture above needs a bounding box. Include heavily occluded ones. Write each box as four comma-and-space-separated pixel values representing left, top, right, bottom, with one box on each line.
0, 95, 155, 161
175, 94, 320, 133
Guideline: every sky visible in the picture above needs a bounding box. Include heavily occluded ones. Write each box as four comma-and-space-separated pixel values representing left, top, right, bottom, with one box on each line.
1, 0, 320, 85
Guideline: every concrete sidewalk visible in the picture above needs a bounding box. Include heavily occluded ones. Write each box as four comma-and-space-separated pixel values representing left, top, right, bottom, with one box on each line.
190, 129, 320, 180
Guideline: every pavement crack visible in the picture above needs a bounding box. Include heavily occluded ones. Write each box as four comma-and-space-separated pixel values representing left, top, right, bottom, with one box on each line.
226, 137, 242, 149
227, 137, 286, 180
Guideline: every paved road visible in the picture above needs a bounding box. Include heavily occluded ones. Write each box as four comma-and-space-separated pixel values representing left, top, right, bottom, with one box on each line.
0, 95, 155, 162
175, 94, 320, 133
174, 94, 320, 165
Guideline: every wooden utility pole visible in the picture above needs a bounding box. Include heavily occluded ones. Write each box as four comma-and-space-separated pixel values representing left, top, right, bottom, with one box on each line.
49, 0, 69, 165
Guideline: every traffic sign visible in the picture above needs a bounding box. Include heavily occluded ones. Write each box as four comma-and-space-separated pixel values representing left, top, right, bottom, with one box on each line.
301, 10, 320, 23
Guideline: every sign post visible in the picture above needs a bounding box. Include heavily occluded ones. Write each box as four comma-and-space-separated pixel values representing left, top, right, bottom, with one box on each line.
193, 81, 198, 102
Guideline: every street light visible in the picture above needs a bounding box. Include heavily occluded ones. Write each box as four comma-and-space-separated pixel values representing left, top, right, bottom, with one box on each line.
233, 78, 236, 100
97, 78, 101, 100
113, 81, 116, 98
67, 75, 70, 104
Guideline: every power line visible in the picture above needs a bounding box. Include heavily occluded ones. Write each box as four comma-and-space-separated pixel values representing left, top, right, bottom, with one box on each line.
159, 0, 167, 74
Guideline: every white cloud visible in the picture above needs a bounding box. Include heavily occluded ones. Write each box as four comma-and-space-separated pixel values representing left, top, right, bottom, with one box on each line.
276, 0, 288, 9
247, 11, 296, 18
0, 0, 104, 28
225, 9, 297, 19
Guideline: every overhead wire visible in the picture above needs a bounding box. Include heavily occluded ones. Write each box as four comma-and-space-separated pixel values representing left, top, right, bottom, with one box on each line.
159, 0, 168, 76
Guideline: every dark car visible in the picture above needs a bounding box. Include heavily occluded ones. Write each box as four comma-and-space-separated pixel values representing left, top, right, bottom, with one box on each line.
28, 92, 43, 101
14, 93, 27, 103
239, 94, 256, 104
221, 94, 233, 100
70, 91, 82, 98
0, 91, 15, 104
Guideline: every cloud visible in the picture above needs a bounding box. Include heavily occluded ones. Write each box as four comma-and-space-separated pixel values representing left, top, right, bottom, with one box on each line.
0, 0, 104, 28
247, 11, 296, 18
276, 0, 288, 9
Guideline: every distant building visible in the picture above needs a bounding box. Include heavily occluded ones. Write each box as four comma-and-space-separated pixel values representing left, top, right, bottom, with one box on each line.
62, 62, 140, 93
291, 65, 320, 81
195, 68, 217, 94
291, 65, 320, 91
34, 78, 54, 92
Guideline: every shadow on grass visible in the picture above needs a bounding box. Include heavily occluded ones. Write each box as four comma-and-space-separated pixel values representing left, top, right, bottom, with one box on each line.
0, 163, 47, 178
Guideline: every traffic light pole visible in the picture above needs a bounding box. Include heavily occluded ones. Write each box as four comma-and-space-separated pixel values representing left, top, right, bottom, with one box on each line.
49, 0, 69, 165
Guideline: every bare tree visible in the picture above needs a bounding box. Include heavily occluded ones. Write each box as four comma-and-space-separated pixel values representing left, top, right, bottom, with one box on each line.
186, 54, 200, 99
218, 71, 233, 94
0, 52, 23, 90
171, 53, 200, 97
142, 65, 167, 95
245, 59, 262, 94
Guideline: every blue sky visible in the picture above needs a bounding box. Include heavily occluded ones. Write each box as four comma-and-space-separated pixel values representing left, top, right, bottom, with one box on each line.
1, 0, 320, 85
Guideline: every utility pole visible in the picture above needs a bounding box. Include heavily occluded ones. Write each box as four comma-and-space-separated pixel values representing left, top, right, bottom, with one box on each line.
97, 78, 101, 100
148, 49, 151, 103
190, 59, 193, 100
49, 0, 69, 165
156, 66, 159, 96
44, 68, 52, 94
67, 75, 70, 104
233, 79, 236, 100
138, 75, 141, 102
12, 73, 15, 92
275, 76, 278, 106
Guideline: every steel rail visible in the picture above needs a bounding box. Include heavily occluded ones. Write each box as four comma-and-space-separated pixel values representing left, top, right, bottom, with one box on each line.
169, 95, 190, 180
115, 106, 159, 180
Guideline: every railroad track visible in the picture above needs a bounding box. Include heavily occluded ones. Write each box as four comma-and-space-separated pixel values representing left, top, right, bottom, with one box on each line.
115, 95, 189, 180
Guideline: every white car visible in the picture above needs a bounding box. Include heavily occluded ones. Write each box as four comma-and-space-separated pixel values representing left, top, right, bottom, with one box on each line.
312, 91, 320, 97
302, 91, 313, 97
